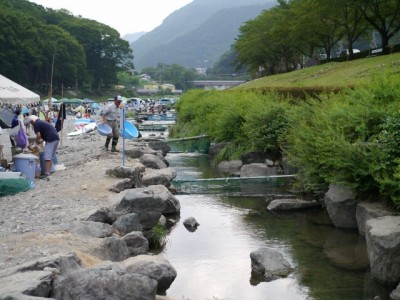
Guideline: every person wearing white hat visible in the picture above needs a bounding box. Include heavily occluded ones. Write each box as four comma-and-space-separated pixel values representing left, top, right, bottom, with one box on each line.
100, 95, 123, 152
29, 115, 60, 179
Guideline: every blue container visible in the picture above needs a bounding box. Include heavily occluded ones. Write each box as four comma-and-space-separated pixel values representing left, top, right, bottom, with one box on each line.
39, 152, 56, 175
97, 123, 112, 136
120, 121, 139, 140
13, 154, 37, 181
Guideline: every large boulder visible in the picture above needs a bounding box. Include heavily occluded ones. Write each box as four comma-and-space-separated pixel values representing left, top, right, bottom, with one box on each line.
86, 207, 117, 225
51, 268, 157, 300
267, 199, 320, 211
90, 236, 130, 262
140, 154, 168, 169
324, 184, 358, 229
0, 253, 81, 277
0, 253, 82, 299
122, 255, 177, 294
113, 213, 142, 236
125, 147, 160, 159
123, 232, 149, 256
217, 160, 242, 176
250, 247, 293, 282
147, 140, 171, 156
356, 201, 396, 236
115, 185, 180, 230
106, 165, 144, 188
0, 271, 53, 299
365, 216, 400, 284
142, 168, 177, 187
240, 163, 277, 177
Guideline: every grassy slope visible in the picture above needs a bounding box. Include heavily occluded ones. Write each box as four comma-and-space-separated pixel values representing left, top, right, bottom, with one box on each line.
236, 53, 400, 90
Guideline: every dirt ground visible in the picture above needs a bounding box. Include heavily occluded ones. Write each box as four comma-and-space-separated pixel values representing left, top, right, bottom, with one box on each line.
0, 115, 166, 270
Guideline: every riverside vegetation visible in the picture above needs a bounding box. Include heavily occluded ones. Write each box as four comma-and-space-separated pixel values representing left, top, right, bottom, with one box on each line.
170, 53, 400, 208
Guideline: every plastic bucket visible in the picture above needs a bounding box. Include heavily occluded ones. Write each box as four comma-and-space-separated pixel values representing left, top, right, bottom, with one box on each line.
97, 123, 112, 136
13, 154, 37, 181
120, 121, 139, 140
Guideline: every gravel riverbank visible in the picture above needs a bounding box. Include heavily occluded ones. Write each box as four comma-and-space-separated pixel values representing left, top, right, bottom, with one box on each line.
0, 116, 163, 270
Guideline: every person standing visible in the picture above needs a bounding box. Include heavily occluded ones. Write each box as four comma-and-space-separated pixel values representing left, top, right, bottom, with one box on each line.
9, 108, 29, 150
9, 108, 21, 147
29, 115, 60, 179
100, 95, 122, 152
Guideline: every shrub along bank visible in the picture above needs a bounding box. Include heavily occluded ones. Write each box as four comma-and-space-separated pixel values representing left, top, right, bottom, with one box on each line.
170, 74, 400, 208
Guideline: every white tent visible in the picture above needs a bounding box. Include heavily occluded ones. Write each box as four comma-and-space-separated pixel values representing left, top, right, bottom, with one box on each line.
0, 74, 40, 106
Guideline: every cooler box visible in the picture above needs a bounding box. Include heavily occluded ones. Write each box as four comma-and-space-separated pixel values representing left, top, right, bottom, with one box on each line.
39, 152, 56, 175
13, 154, 37, 181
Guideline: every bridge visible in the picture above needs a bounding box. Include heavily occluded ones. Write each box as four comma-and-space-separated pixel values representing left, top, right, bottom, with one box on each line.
191, 80, 246, 90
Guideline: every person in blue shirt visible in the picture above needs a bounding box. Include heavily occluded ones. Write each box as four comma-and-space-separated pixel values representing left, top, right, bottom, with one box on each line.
29, 115, 60, 180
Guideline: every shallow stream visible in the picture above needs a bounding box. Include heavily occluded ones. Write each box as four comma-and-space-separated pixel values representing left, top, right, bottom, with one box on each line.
161, 153, 393, 300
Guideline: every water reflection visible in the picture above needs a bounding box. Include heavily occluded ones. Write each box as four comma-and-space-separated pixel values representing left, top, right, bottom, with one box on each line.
163, 153, 392, 300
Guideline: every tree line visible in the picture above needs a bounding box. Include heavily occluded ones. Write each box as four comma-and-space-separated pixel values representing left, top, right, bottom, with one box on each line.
0, 0, 133, 94
233, 0, 400, 77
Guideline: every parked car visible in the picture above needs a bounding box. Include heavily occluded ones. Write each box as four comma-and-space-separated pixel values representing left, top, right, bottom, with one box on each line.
159, 98, 173, 106
338, 49, 360, 57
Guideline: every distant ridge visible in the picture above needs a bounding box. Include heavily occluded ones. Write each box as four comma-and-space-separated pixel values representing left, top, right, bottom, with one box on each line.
122, 32, 147, 44
131, 0, 276, 70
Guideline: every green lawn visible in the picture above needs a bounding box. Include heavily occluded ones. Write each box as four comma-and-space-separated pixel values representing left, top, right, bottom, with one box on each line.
236, 53, 400, 90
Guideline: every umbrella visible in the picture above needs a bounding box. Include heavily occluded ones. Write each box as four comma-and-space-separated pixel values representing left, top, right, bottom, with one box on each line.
42, 97, 59, 104
82, 98, 95, 104
74, 105, 85, 112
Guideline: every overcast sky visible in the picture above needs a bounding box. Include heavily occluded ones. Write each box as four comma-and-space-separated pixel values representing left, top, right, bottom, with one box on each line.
29, 0, 193, 36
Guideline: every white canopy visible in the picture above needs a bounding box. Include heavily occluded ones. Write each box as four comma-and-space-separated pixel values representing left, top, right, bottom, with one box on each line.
0, 74, 40, 106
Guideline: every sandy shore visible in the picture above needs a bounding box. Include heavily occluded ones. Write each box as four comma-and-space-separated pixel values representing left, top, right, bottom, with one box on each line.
0, 115, 166, 270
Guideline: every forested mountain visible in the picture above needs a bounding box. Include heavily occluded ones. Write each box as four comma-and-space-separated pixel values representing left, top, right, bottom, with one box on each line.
132, 0, 276, 70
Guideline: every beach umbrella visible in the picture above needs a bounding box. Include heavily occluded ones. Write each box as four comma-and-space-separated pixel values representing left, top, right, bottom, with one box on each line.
82, 98, 95, 104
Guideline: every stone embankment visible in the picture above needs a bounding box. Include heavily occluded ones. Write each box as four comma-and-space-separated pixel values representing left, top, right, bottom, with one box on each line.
324, 184, 400, 299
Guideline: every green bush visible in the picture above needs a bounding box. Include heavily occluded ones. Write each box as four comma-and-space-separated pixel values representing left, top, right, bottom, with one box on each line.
242, 93, 290, 160
370, 114, 400, 206
284, 75, 400, 202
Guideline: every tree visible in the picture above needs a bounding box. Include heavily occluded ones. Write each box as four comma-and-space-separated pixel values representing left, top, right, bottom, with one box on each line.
207, 48, 250, 80
234, 5, 299, 76
38, 24, 86, 93
141, 63, 197, 91
333, 0, 368, 59
59, 18, 134, 90
359, 0, 400, 54
0, 8, 44, 85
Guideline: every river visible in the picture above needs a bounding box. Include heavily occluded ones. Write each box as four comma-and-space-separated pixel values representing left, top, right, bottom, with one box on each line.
160, 153, 392, 300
